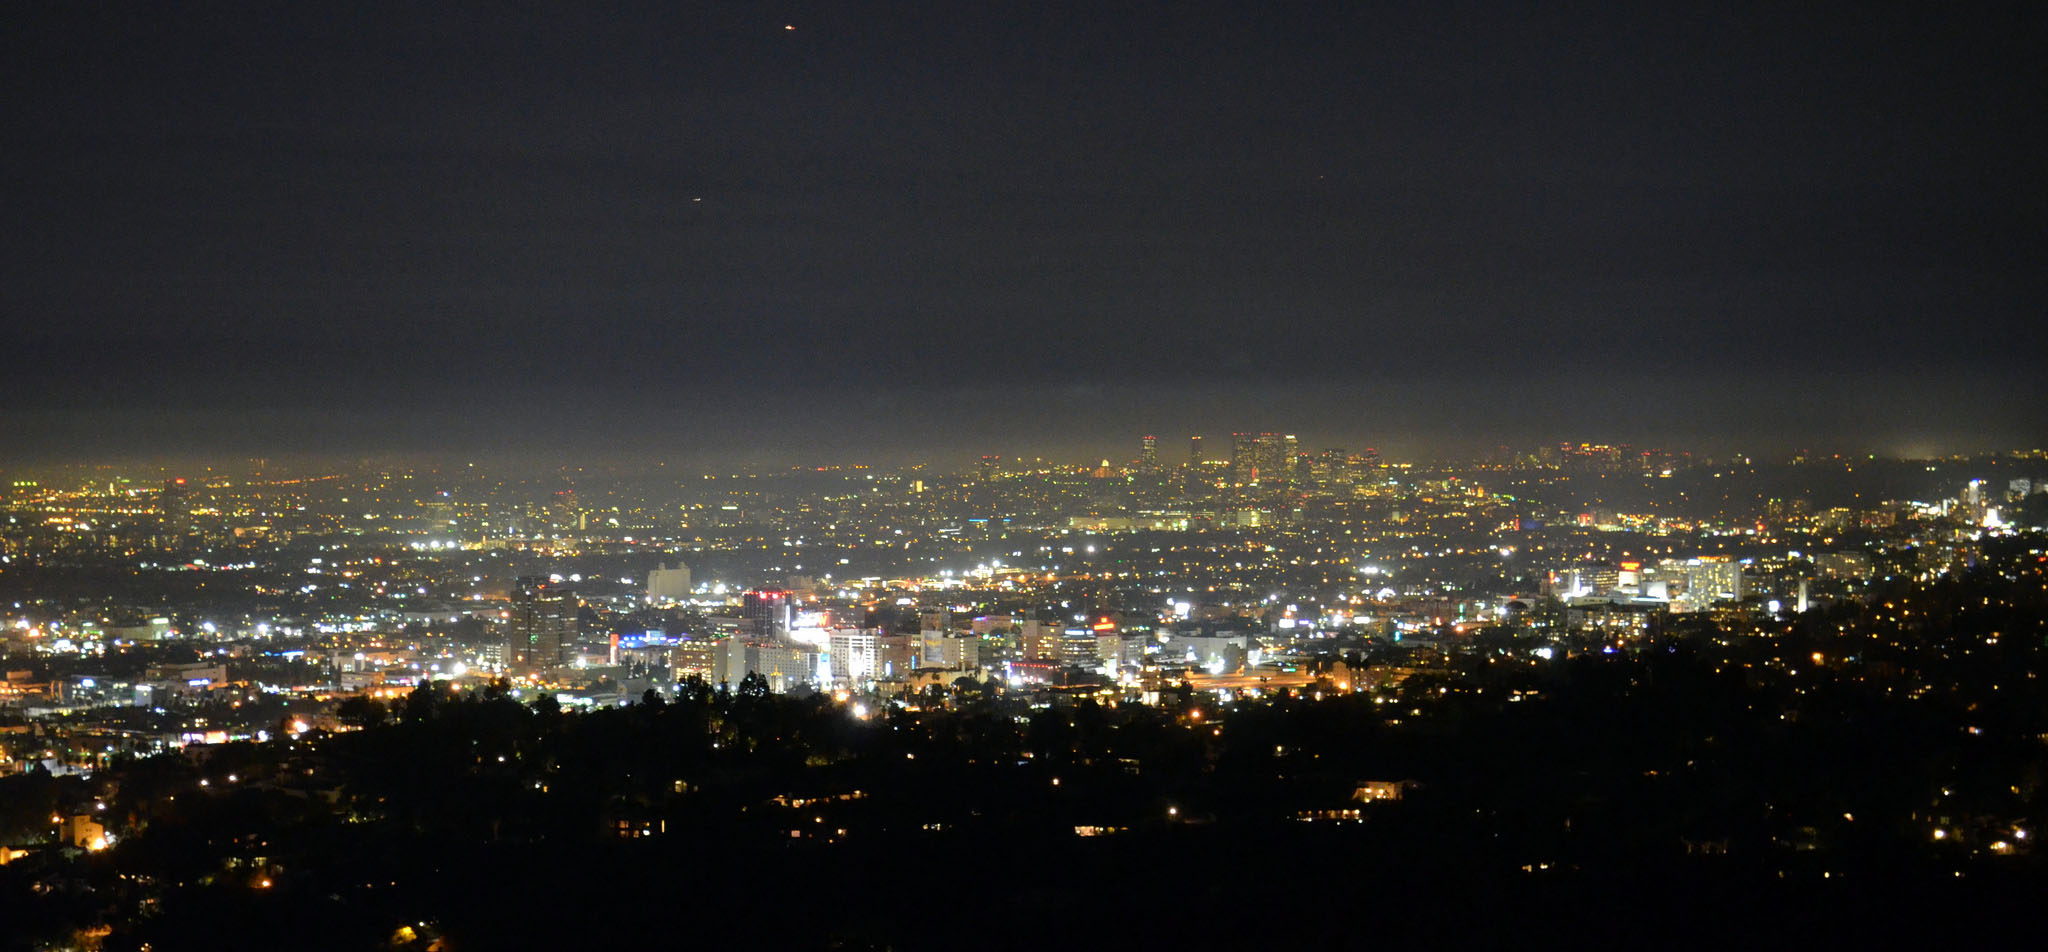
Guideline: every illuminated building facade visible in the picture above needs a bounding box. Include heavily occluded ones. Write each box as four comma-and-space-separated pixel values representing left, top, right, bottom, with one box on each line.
645, 562, 693, 603
710, 638, 818, 693
1228, 432, 1294, 490
509, 576, 577, 672
743, 589, 794, 638
827, 627, 880, 684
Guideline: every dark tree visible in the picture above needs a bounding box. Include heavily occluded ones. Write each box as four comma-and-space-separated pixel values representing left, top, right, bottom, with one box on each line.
335, 695, 388, 729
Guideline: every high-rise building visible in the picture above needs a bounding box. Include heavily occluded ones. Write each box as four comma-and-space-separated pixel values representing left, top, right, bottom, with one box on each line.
1230, 433, 1258, 486
160, 478, 190, 536
1258, 434, 1294, 490
1140, 435, 1159, 472
551, 488, 580, 533
743, 589, 795, 638
1354, 448, 1382, 485
1317, 448, 1349, 488
919, 631, 981, 670
509, 576, 577, 672
1188, 435, 1203, 464
1229, 432, 1290, 489
1960, 479, 1988, 521
1060, 628, 1102, 670
1020, 619, 1060, 659
827, 627, 881, 684
1654, 557, 1745, 609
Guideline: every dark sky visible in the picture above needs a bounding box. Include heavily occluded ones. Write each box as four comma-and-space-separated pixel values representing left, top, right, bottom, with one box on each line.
5, 1, 2044, 465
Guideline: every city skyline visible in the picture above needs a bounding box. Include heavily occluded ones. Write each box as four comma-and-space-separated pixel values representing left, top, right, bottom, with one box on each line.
5, 432, 2046, 482
4, 405, 2046, 948
7, 5, 2048, 945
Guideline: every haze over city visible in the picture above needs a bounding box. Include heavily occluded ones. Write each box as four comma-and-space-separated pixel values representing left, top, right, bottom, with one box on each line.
6, 1, 2043, 465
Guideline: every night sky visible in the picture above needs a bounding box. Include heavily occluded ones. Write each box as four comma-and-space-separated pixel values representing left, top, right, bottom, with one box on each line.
6, 1, 2044, 465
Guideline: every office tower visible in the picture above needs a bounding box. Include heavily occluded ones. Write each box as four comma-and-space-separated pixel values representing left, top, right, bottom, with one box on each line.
1230, 433, 1257, 486
1961, 479, 1987, 520
1140, 435, 1159, 472
551, 488, 579, 533
743, 589, 795, 638
160, 478, 190, 536
1229, 432, 1288, 489
978, 455, 1001, 482
1354, 447, 1382, 484
1318, 448, 1349, 488
1226, 432, 1293, 488
509, 576, 577, 672
1264, 434, 1293, 489
1188, 435, 1203, 464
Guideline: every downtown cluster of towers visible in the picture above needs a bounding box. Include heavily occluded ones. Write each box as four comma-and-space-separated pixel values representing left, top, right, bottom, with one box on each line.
1143, 433, 1378, 492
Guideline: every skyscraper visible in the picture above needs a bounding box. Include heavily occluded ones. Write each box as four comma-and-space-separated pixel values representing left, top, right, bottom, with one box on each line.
509, 576, 577, 672
1277, 434, 1299, 490
159, 478, 190, 538
1231, 432, 1289, 489
551, 488, 580, 533
743, 589, 795, 638
1140, 435, 1159, 472
1188, 435, 1203, 464
1230, 433, 1257, 486
1317, 448, 1349, 488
